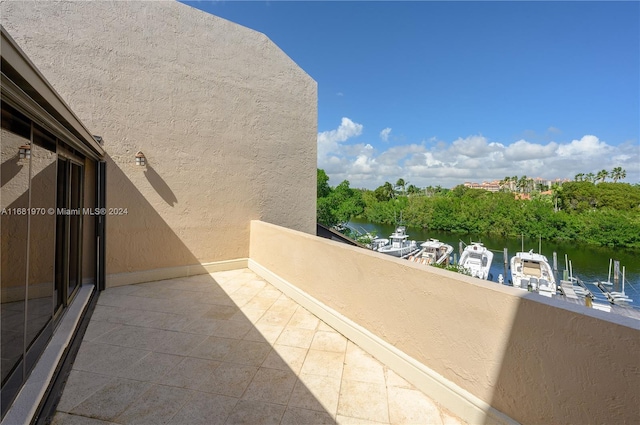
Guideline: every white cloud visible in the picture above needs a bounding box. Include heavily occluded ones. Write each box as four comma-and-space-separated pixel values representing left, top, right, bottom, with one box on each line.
353, 153, 376, 173
450, 135, 505, 158
318, 120, 638, 189
380, 127, 392, 142
319, 117, 363, 144
504, 139, 558, 161
556, 135, 611, 157
317, 117, 363, 165
377, 144, 426, 166
342, 143, 374, 157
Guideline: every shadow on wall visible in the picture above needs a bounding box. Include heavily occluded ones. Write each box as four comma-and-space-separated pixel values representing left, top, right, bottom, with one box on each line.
485, 294, 640, 424
0, 157, 24, 187
105, 152, 247, 274
144, 164, 177, 207
105, 154, 195, 273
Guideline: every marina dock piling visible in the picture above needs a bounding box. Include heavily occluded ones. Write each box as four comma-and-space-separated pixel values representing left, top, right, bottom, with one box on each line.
503, 248, 508, 284
614, 260, 620, 292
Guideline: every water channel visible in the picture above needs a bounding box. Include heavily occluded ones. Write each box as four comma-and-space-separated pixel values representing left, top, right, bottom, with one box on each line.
349, 217, 640, 309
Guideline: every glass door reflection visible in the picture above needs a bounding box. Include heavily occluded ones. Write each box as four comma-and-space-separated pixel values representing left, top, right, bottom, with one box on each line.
25, 126, 57, 372
0, 109, 31, 392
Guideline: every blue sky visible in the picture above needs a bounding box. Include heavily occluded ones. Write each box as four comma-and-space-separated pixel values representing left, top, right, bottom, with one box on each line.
183, 1, 639, 189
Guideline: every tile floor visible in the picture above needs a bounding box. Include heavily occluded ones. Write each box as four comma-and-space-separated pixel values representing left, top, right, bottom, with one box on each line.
52, 269, 465, 425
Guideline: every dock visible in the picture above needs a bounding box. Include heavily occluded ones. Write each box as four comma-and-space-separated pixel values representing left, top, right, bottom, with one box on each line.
559, 280, 580, 299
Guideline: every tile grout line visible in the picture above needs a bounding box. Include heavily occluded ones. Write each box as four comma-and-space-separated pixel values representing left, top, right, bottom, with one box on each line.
384, 365, 392, 425
279, 315, 320, 418
334, 339, 348, 422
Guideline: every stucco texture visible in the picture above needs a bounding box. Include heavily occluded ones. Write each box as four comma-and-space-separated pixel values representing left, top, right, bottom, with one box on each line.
250, 220, 640, 425
1, 0, 317, 276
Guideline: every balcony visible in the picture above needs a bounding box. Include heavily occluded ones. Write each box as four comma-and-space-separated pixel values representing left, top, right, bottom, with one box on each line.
38, 220, 637, 424
3, 2, 637, 422
52, 268, 463, 425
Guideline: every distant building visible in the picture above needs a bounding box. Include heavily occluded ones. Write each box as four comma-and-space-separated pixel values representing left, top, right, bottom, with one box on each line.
465, 177, 570, 193
463, 180, 501, 192
533, 177, 550, 190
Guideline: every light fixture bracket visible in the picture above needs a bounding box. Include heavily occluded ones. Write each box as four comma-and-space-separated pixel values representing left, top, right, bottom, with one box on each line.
19, 143, 31, 160
135, 151, 146, 166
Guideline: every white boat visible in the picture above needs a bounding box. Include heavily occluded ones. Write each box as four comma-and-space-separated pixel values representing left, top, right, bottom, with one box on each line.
459, 242, 493, 280
376, 226, 420, 259
369, 237, 389, 251
510, 250, 557, 296
408, 239, 453, 266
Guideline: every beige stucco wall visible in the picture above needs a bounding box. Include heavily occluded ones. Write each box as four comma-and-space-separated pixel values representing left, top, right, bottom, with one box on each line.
1, 0, 317, 279
249, 220, 640, 425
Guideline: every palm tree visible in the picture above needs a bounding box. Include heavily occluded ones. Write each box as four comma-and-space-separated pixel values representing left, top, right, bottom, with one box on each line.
596, 169, 609, 183
585, 172, 596, 183
517, 175, 528, 193
383, 181, 395, 199
395, 178, 406, 195
500, 177, 510, 191
406, 184, 420, 195
574, 173, 584, 182
425, 185, 436, 196
611, 167, 626, 183
551, 182, 562, 212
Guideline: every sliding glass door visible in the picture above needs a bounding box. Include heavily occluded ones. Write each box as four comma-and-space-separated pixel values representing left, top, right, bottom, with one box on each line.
55, 156, 84, 316
0, 112, 86, 418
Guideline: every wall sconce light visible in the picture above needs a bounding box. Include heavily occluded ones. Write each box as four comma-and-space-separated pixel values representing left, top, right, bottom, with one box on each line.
135, 151, 146, 166
19, 144, 31, 160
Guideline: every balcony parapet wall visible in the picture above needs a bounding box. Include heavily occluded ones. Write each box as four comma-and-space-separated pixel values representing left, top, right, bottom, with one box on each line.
249, 220, 640, 425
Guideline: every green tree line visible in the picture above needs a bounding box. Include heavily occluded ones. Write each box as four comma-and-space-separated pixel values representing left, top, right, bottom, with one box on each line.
316, 169, 365, 228
574, 166, 626, 183
317, 169, 640, 249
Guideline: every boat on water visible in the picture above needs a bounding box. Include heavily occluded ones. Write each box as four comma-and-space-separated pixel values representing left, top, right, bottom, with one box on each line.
375, 226, 420, 259
459, 242, 493, 280
369, 237, 389, 251
408, 239, 453, 266
333, 223, 385, 249
510, 250, 557, 296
